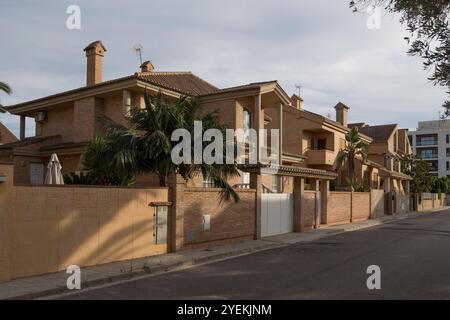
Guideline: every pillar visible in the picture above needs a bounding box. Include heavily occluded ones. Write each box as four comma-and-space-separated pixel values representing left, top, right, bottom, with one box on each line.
167, 174, 186, 252
19, 115, 26, 140
320, 180, 330, 225
278, 103, 283, 165
293, 177, 305, 232
254, 94, 262, 163
250, 172, 262, 240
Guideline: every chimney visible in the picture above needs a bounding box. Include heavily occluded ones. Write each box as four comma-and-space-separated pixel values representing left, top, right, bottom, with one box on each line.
140, 60, 154, 72
291, 94, 304, 110
334, 102, 349, 127
83, 40, 107, 86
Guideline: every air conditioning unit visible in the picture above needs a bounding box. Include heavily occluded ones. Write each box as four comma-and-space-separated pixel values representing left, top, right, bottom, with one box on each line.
35, 111, 47, 123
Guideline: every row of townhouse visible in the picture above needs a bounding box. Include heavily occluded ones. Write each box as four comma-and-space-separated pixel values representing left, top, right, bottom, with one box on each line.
0, 40, 412, 194
0, 41, 431, 281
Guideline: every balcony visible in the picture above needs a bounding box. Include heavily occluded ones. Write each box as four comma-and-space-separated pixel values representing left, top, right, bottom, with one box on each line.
305, 149, 335, 166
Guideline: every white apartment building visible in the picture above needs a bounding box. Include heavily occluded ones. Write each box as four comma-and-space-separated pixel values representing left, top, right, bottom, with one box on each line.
408, 119, 450, 178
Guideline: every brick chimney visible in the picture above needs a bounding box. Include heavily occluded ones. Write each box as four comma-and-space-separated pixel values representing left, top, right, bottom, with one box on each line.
84, 40, 107, 86
334, 102, 349, 127
140, 60, 154, 72
291, 94, 304, 110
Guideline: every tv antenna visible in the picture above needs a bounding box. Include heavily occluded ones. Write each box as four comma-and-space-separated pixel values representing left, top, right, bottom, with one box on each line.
132, 44, 144, 65
295, 83, 302, 97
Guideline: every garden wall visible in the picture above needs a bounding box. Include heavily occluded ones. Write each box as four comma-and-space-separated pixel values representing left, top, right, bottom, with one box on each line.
183, 187, 256, 248
0, 163, 168, 282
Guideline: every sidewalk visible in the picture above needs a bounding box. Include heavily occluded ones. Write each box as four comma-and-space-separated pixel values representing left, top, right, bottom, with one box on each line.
0, 207, 447, 300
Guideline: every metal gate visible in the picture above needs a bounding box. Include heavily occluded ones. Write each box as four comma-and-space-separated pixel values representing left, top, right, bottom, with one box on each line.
261, 193, 294, 237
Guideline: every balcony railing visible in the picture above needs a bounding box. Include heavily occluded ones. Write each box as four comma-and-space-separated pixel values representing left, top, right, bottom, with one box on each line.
416, 141, 438, 146
420, 154, 438, 159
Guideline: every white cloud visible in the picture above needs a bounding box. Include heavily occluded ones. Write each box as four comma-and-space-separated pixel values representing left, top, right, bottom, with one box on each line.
0, 0, 447, 137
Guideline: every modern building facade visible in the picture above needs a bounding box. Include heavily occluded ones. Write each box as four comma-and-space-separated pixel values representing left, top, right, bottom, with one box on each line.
408, 119, 450, 177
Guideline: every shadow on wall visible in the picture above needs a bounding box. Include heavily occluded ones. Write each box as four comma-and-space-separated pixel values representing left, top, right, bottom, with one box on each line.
182, 188, 257, 249
0, 163, 169, 282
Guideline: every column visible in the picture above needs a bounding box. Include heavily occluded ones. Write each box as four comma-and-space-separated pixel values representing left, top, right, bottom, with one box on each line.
20, 115, 26, 140
278, 103, 283, 166
254, 94, 262, 164
250, 172, 262, 240
320, 180, 330, 225
293, 177, 305, 232
167, 174, 186, 252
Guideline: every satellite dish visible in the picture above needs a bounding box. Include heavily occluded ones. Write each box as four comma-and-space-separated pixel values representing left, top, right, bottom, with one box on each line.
132, 43, 144, 65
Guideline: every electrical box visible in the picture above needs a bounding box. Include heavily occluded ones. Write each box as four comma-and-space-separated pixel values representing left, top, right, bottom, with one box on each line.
202, 215, 211, 231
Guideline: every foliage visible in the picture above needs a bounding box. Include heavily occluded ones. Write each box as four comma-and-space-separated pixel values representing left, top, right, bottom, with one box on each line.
346, 178, 371, 192
431, 176, 450, 194
63, 171, 98, 185
0, 81, 12, 113
400, 154, 433, 192
98, 91, 240, 202
350, 0, 450, 114
337, 127, 369, 189
81, 136, 136, 186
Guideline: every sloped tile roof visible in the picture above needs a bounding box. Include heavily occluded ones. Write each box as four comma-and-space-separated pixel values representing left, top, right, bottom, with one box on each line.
136, 71, 219, 96
0, 122, 18, 144
358, 124, 397, 143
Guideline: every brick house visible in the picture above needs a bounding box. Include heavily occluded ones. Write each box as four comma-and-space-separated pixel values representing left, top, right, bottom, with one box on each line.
1, 41, 335, 189
349, 123, 412, 194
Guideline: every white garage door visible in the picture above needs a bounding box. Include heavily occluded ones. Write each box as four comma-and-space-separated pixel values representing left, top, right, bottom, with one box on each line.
261, 193, 294, 237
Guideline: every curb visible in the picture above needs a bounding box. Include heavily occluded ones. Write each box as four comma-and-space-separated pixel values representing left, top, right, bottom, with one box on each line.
8, 242, 281, 300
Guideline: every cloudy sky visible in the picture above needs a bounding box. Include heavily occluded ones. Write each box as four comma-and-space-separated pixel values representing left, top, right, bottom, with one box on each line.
0, 0, 447, 137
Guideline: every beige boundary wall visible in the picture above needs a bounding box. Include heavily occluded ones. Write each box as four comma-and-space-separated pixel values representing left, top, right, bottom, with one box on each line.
324, 190, 383, 225
418, 193, 447, 211
0, 163, 168, 282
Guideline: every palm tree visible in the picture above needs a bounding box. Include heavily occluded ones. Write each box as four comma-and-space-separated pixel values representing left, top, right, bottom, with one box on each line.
337, 127, 369, 189
97, 91, 241, 202
0, 82, 12, 113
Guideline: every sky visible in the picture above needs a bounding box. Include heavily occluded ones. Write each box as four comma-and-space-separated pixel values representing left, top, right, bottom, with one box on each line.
0, 0, 448, 138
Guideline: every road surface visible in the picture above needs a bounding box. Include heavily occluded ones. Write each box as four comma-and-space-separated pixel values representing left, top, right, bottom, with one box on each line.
60, 209, 450, 299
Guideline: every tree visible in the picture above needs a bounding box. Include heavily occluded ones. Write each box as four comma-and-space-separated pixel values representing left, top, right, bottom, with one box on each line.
431, 176, 450, 194
98, 91, 241, 202
337, 127, 369, 189
64, 137, 136, 186
0, 81, 12, 113
350, 1, 450, 114
400, 154, 432, 192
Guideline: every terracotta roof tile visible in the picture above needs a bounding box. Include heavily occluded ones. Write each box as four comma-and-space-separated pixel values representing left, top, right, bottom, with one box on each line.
358, 124, 397, 143
0, 122, 18, 144
136, 71, 219, 96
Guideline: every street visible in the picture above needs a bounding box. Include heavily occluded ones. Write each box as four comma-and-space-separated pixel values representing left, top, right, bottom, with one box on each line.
60, 210, 450, 300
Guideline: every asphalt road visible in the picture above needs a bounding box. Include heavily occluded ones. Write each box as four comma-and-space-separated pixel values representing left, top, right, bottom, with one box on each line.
60, 209, 450, 300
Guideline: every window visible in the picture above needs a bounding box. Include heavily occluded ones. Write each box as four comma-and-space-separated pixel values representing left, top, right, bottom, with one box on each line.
447, 134, 449, 144
419, 148, 438, 159
202, 177, 215, 188
447, 161, 449, 171
309, 137, 315, 150
243, 109, 251, 140
242, 172, 250, 185
317, 138, 327, 150
416, 134, 438, 146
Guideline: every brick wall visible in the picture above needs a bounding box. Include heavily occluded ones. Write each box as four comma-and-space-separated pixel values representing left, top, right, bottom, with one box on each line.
302, 191, 317, 228
327, 192, 352, 225
370, 189, 385, 219
183, 188, 256, 248
352, 192, 371, 221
